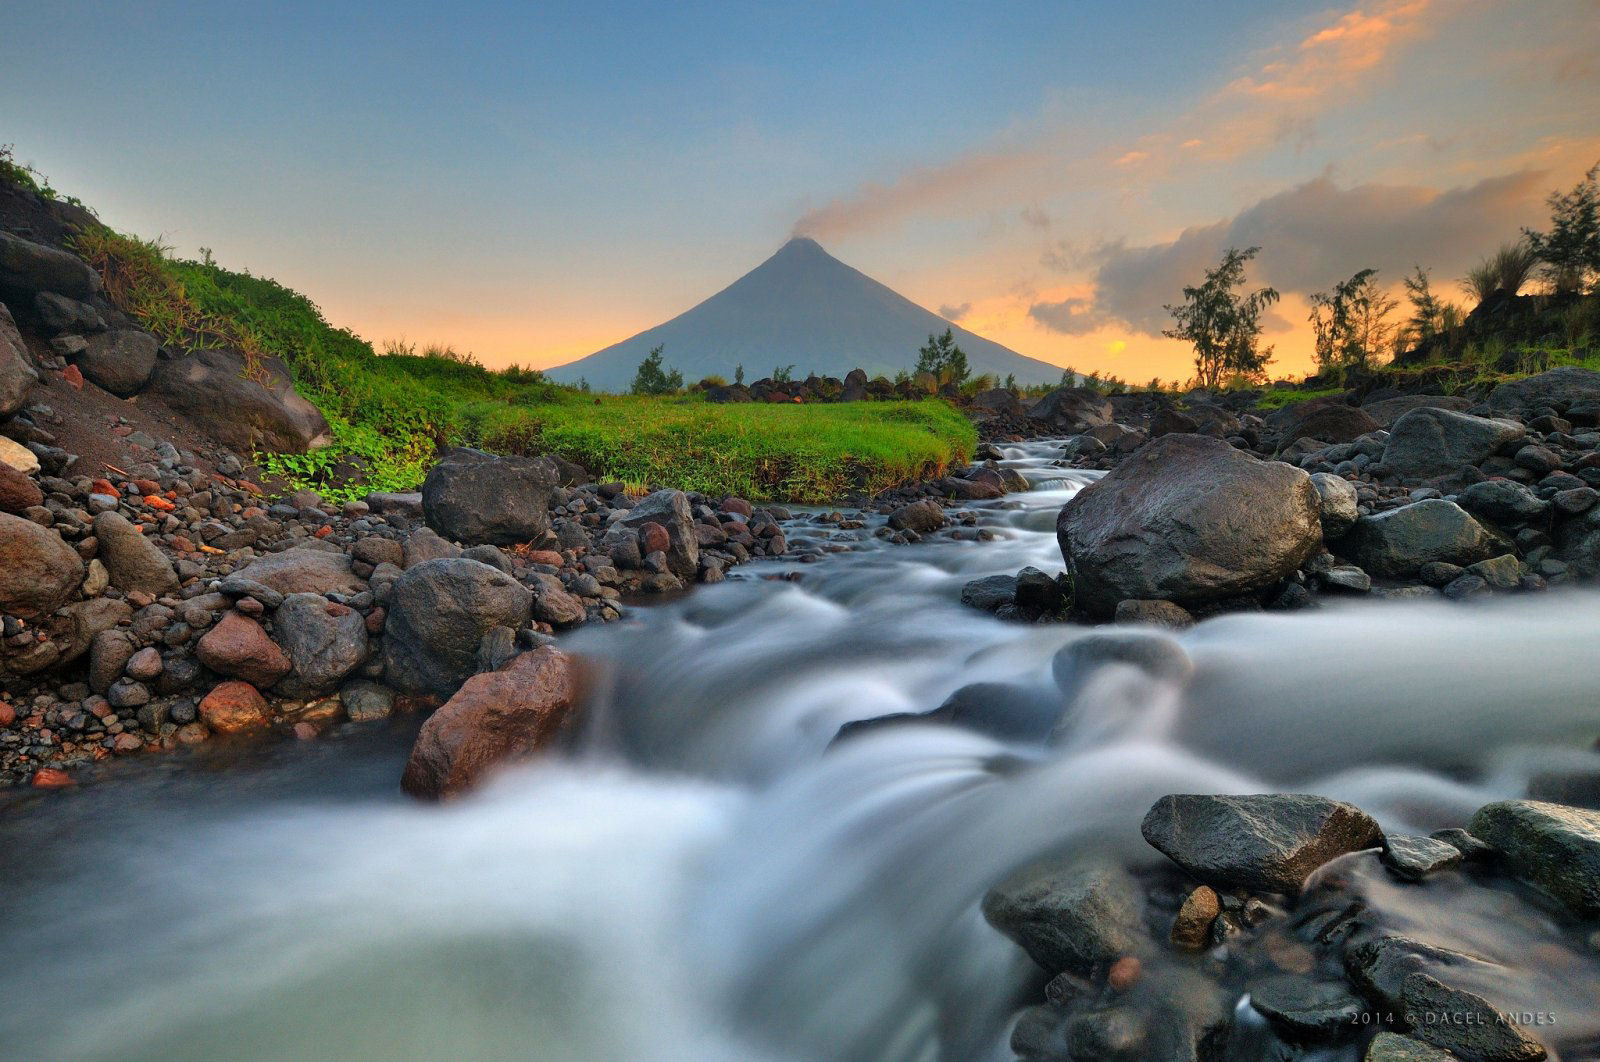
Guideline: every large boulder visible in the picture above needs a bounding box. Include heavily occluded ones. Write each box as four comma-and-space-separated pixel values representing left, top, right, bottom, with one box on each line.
0, 461, 42, 514
420, 447, 558, 546
1468, 800, 1600, 918
970, 388, 1026, 417
1029, 386, 1113, 433
92, 511, 179, 595
1359, 394, 1470, 429
0, 231, 101, 299
1380, 408, 1525, 483
147, 347, 331, 454
1487, 365, 1600, 414
0, 512, 82, 618
617, 489, 699, 578
1338, 499, 1500, 577
77, 329, 157, 397
400, 646, 577, 799
981, 857, 1147, 975
1057, 434, 1322, 616
1309, 472, 1359, 537
1270, 397, 1377, 445
383, 558, 533, 696
197, 680, 273, 735
0, 302, 39, 419
232, 547, 364, 596
1141, 793, 1382, 894
273, 592, 369, 697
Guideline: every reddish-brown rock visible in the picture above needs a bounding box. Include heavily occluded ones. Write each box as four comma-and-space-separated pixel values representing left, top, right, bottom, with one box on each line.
637, 521, 671, 557
401, 646, 578, 800
0, 463, 42, 514
31, 768, 74, 788
195, 611, 291, 687
197, 680, 272, 734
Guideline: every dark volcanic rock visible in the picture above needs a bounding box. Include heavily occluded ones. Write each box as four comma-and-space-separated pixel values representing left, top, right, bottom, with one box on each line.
0, 511, 83, 618
78, 329, 157, 397
232, 547, 365, 596
273, 592, 369, 696
1360, 394, 1471, 428
981, 857, 1146, 975
0, 302, 40, 419
383, 558, 533, 696
93, 511, 179, 596
0, 230, 102, 299
617, 489, 700, 578
1309, 472, 1359, 537
1380, 407, 1525, 483
421, 447, 559, 546
888, 498, 945, 533
1381, 835, 1463, 881
195, 611, 291, 688
1468, 800, 1600, 918
147, 347, 332, 453
1029, 386, 1114, 433
1057, 434, 1321, 616
1339, 499, 1500, 578
1247, 975, 1364, 1039
1275, 400, 1379, 445
1488, 365, 1600, 414
1140, 793, 1382, 894
1400, 973, 1548, 1061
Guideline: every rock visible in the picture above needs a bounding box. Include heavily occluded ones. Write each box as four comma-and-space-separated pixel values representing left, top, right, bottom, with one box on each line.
1276, 400, 1379, 445
1381, 835, 1463, 881
617, 490, 699, 578
1365, 1031, 1461, 1061
88, 629, 137, 693
0, 462, 43, 513
1140, 793, 1382, 894
365, 491, 423, 517
1466, 553, 1523, 590
1029, 386, 1114, 432
0, 230, 102, 298
1340, 500, 1501, 578
981, 856, 1147, 975
1248, 975, 1364, 1039
78, 329, 158, 397
960, 574, 1016, 613
1112, 599, 1194, 629
1458, 479, 1548, 524
531, 584, 587, 628
195, 611, 292, 688
1169, 885, 1219, 950
934, 681, 1066, 742
147, 347, 332, 453
383, 558, 533, 696
1052, 630, 1193, 707
401, 646, 577, 799
1488, 365, 1600, 413
0, 511, 83, 618
1380, 408, 1525, 483
1345, 934, 1506, 1012
1057, 435, 1321, 616
888, 499, 945, 533
125, 645, 163, 681
460, 543, 513, 574
0, 435, 39, 473
420, 447, 559, 546
232, 547, 364, 596
273, 593, 369, 696
1310, 472, 1360, 537
1400, 973, 1547, 1061
402, 527, 461, 568
1360, 394, 1471, 428
32, 291, 105, 334
1064, 1007, 1148, 1060
340, 680, 395, 722
0, 302, 40, 419
92, 511, 179, 595
351, 536, 405, 569
971, 388, 1026, 417
197, 680, 272, 734
1468, 800, 1600, 917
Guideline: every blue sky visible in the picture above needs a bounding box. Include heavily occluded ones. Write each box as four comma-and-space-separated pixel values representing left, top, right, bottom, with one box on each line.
4, 0, 1597, 379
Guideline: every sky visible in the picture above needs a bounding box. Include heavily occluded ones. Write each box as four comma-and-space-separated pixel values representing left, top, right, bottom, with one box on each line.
4, 0, 1598, 383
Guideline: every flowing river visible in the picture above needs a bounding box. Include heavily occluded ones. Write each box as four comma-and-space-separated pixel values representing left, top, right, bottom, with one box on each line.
2, 440, 1599, 1060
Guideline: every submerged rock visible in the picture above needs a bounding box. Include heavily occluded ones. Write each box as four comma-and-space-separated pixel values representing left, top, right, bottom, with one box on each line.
982, 856, 1147, 975
1468, 800, 1600, 917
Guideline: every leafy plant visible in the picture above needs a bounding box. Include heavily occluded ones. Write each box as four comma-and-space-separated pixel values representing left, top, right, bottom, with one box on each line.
1163, 246, 1279, 388
1308, 268, 1397, 372
630, 345, 683, 395
1462, 241, 1540, 304
914, 328, 970, 386
1523, 162, 1600, 294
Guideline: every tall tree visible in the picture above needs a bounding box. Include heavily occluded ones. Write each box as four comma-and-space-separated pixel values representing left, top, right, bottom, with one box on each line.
1162, 246, 1280, 388
630, 344, 683, 395
1308, 269, 1398, 372
1524, 162, 1600, 294
914, 328, 970, 386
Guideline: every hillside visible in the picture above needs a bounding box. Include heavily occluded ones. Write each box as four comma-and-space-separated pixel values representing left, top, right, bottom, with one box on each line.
546, 237, 1065, 391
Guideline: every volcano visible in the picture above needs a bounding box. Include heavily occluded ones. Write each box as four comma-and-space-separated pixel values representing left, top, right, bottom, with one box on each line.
545, 237, 1064, 391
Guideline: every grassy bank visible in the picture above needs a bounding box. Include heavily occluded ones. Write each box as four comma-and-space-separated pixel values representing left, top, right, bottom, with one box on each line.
69, 228, 972, 503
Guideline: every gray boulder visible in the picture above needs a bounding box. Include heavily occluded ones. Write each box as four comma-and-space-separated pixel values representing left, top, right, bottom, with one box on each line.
888, 498, 945, 533
1057, 434, 1322, 616
1029, 386, 1113, 432
970, 388, 1026, 417
1469, 799, 1600, 918
33, 291, 105, 335
981, 857, 1146, 975
0, 231, 101, 299
383, 558, 533, 696
1488, 365, 1600, 413
1380, 407, 1525, 483
233, 547, 365, 596
0, 302, 40, 418
1338, 499, 1500, 577
1309, 472, 1359, 537
92, 511, 179, 595
78, 329, 158, 397
617, 489, 699, 578
421, 447, 559, 546
147, 347, 332, 453
0, 512, 83, 618
1271, 399, 1378, 445
1360, 394, 1471, 428
1141, 793, 1382, 894
274, 592, 369, 696
1457, 479, 1548, 524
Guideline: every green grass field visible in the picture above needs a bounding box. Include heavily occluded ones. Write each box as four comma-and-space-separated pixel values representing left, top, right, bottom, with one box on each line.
71, 227, 972, 503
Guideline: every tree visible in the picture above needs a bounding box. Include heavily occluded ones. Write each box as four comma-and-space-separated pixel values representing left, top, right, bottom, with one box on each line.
1524, 162, 1600, 294
734, 363, 745, 386
1308, 269, 1398, 372
630, 345, 682, 395
1162, 247, 1279, 389
1003, 373, 1017, 392
772, 364, 795, 383
914, 329, 970, 386
1401, 266, 1446, 341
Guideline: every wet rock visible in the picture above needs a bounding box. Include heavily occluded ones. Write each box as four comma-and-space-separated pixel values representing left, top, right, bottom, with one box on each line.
617, 489, 700, 578
981, 856, 1146, 975
1344, 934, 1506, 1011
197, 680, 272, 734
1030, 386, 1114, 433
1468, 800, 1600, 917
1381, 835, 1463, 881
1340, 500, 1501, 578
0, 511, 83, 618
420, 447, 558, 546
1248, 975, 1364, 1039
1400, 973, 1547, 1061
78, 329, 157, 397
1010, 1004, 1069, 1060
1365, 1031, 1460, 1061
1065, 1006, 1147, 1059
888, 498, 945, 533
1112, 599, 1194, 629
1380, 407, 1525, 483
1141, 793, 1382, 894
1310, 472, 1360, 537
232, 547, 364, 596
401, 646, 577, 799
340, 680, 395, 722
1169, 885, 1219, 951
92, 511, 179, 596
1052, 630, 1194, 706
383, 558, 533, 696
1057, 434, 1322, 616
273, 592, 369, 696
195, 611, 292, 688
935, 681, 1066, 742
960, 574, 1017, 613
